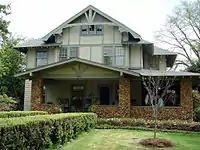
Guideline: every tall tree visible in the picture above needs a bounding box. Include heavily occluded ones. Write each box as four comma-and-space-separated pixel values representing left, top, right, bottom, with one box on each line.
0, 3, 11, 44
0, 36, 25, 109
156, 0, 200, 68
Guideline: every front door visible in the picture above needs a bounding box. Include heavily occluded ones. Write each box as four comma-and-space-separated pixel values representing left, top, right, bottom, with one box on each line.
71, 85, 84, 111
99, 86, 110, 105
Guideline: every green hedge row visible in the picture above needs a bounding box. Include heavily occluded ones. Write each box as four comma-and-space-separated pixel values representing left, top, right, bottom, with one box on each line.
0, 111, 48, 118
97, 118, 200, 132
0, 113, 97, 149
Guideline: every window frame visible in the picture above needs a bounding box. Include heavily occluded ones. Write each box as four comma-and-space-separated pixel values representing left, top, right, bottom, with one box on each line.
36, 51, 48, 67
58, 46, 79, 61
80, 25, 104, 36
103, 46, 125, 66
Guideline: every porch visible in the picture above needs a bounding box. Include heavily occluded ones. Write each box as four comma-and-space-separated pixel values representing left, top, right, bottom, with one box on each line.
19, 58, 197, 120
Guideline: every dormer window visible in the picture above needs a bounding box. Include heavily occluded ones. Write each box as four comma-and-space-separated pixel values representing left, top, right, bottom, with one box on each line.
81, 25, 103, 35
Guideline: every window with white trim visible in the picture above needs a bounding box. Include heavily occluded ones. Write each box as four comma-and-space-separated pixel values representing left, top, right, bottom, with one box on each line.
103, 46, 125, 66
58, 47, 78, 61
36, 51, 48, 67
81, 25, 103, 35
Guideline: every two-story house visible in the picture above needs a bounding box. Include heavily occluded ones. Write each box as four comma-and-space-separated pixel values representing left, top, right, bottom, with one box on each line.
15, 5, 200, 120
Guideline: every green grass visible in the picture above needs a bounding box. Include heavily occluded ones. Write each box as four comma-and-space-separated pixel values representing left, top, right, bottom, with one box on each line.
57, 129, 200, 150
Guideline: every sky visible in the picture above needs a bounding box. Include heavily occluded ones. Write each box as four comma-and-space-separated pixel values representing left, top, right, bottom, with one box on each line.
1, 0, 181, 43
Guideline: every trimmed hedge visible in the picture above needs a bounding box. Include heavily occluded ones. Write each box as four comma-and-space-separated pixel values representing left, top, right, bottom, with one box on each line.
0, 113, 97, 149
0, 111, 48, 118
97, 118, 200, 132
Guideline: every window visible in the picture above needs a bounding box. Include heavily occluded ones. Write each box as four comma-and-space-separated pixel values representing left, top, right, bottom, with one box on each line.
69, 47, 78, 58
81, 25, 88, 35
96, 25, 103, 35
103, 46, 125, 66
59, 47, 68, 61
81, 25, 103, 35
59, 47, 78, 61
103, 46, 113, 65
148, 56, 159, 69
115, 47, 124, 66
36, 51, 48, 67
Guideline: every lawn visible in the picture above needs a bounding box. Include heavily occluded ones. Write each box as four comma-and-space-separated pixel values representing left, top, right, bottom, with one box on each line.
58, 129, 200, 150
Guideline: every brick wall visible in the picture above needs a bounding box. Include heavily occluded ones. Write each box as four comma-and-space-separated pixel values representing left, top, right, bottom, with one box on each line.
130, 78, 193, 120
95, 77, 131, 118
31, 78, 44, 110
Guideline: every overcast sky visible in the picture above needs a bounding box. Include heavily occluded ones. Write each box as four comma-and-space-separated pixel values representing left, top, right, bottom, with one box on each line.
2, 0, 181, 43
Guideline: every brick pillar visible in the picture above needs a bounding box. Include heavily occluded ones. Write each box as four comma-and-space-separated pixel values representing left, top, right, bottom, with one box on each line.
31, 78, 44, 110
180, 77, 193, 120
119, 77, 131, 117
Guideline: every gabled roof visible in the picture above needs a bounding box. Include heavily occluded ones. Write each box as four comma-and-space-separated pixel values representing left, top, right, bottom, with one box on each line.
42, 5, 141, 41
15, 58, 140, 77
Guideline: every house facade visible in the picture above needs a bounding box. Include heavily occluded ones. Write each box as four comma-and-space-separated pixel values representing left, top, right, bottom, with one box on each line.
16, 5, 199, 120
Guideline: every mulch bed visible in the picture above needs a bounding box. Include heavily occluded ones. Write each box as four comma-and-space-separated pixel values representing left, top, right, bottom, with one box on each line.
139, 138, 174, 148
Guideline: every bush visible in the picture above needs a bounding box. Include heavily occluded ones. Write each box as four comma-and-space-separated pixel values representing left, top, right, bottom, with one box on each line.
0, 113, 97, 149
97, 118, 200, 132
0, 94, 17, 111
194, 107, 200, 122
0, 111, 48, 118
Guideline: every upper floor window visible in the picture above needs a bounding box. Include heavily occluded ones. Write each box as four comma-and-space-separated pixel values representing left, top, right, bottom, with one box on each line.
103, 46, 125, 66
59, 47, 78, 61
36, 51, 48, 67
81, 25, 103, 36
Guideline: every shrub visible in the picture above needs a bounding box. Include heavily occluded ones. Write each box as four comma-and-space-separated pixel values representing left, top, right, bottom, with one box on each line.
0, 94, 17, 111
97, 118, 200, 132
0, 111, 48, 118
0, 113, 97, 149
194, 107, 200, 122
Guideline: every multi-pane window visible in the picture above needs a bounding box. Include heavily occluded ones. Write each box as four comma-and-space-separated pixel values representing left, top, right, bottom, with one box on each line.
81, 25, 103, 35
58, 47, 78, 61
103, 46, 113, 65
69, 47, 78, 58
59, 47, 68, 61
103, 46, 125, 66
115, 47, 125, 66
148, 56, 159, 69
36, 51, 48, 67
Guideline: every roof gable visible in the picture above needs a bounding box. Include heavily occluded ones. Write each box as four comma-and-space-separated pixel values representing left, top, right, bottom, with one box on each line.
42, 5, 141, 41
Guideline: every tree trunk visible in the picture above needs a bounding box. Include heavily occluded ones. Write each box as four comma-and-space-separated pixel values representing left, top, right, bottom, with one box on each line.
153, 107, 158, 139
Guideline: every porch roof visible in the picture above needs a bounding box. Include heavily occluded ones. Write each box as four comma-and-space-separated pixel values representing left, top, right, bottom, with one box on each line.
15, 58, 200, 78
15, 58, 140, 77
128, 69, 200, 77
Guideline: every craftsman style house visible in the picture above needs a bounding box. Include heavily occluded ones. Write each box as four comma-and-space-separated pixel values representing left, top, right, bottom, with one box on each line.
15, 5, 200, 120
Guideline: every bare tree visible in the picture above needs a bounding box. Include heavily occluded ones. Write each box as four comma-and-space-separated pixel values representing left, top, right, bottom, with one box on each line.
142, 75, 175, 138
156, 0, 200, 68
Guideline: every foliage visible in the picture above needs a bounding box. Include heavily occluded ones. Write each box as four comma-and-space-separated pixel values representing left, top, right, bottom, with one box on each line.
156, 0, 200, 68
0, 36, 25, 108
0, 111, 48, 118
97, 118, 200, 132
0, 94, 17, 111
192, 90, 200, 121
0, 3, 10, 44
0, 113, 97, 149
88, 92, 99, 112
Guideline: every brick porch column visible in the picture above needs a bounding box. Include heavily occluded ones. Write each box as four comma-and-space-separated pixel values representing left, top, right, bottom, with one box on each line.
180, 77, 193, 120
31, 78, 44, 110
119, 77, 131, 117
